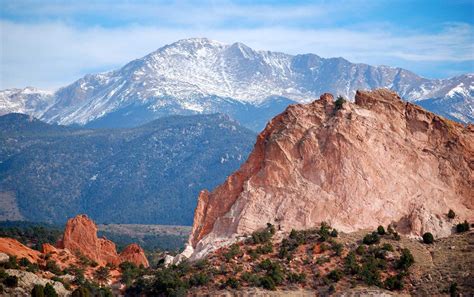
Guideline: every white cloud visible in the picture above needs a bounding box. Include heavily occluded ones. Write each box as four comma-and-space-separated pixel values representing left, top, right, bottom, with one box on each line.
0, 20, 473, 89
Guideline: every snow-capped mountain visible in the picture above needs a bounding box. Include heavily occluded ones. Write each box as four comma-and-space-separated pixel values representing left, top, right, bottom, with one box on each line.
1, 38, 472, 129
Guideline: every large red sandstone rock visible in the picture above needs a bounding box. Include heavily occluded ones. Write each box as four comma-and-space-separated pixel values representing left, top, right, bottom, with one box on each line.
58, 214, 148, 267
187, 89, 474, 259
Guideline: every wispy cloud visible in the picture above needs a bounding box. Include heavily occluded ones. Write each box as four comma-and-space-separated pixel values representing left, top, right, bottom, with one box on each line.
1, 1, 473, 89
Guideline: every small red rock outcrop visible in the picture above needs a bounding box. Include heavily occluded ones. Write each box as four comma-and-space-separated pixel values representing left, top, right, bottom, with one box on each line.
187, 89, 474, 259
119, 243, 149, 267
57, 214, 149, 267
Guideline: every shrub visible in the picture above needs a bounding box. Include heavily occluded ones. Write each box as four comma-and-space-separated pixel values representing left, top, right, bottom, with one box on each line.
387, 225, 394, 234
287, 272, 306, 284
119, 262, 140, 287
248, 224, 275, 244
344, 251, 360, 275
393, 232, 401, 241
189, 272, 210, 287
152, 268, 187, 296
241, 272, 260, 287
31, 284, 45, 297
355, 245, 366, 255
422, 232, 434, 244
447, 209, 456, 219
3, 275, 18, 288
326, 269, 342, 282
71, 286, 91, 297
19, 257, 31, 267
456, 220, 470, 233
359, 256, 381, 286
382, 243, 394, 252
256, 242, 273, 254
259, 276, 276, 290
363, 232, 380, 245
44, 283, 58, 297
45, 260, 61, 275
331, 242, 344, 256
94, 266, 110, 285
335, 96, 346, 110
224, 244, 242, 261
385, 274, 404, 290
449, 282, 458, 297
377, 226, 386, 235
224, 277, 240, 289
397, 248, 414, 270
330, 229, 338, 238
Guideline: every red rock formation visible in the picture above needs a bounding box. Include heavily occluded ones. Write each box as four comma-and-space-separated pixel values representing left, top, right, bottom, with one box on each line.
0, 238, 41, 263
58, 214, 149, 267
187, 89, 474, 259
119, 243, 149, 267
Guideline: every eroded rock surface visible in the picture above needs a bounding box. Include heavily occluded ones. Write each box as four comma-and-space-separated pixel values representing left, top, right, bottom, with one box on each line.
188, 89, 474, 259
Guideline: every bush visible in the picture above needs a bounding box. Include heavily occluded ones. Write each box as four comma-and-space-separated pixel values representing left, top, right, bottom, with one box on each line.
447, 209, 456, 219
397, 248, 414, 270
385, 274, 404, 290
44, 283, 58, 297
344, 251, 360, 275
449, 282, 458, 297
377, 226, 386, 235
45, 260, 61, 275
287, 272, 306, 284
224, 244, 242, 261
326, 269, 342, 282
224, 277, 240, 289
3, 275, 18, 288
189, 272, 210, 287
359, 256, 381, 286
152, 269, 187, 296
422, 232, 434, 244
31, 284, 45, 297
456, 220, 470, 233
71, 286, 91, 297
241, 272, 260, 287
330, 229, 338, 238
19, 257, 31, 267
335, 96, 346, 110
259, 276, 276, 290
382, 243, 394, 252
387, 225, 394, 234
363, 232, 380, 245
393, 232, 401, 241
248, 224, 275, 244
256, 242, 273, 254
331, 242, 344, 256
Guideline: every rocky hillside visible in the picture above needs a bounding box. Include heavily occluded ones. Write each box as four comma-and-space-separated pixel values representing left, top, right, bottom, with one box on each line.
185, 89, 473, 260
1, 38, 472, 130
0, 113, 255, 224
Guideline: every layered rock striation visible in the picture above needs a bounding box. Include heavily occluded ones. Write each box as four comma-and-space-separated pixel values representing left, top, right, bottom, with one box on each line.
186, 89, 474, 259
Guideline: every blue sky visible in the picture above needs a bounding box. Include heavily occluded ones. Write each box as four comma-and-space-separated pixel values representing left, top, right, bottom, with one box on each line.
1, 0, 473, 89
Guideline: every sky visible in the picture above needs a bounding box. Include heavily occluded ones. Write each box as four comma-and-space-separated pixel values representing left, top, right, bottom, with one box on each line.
0, 0, 473, 90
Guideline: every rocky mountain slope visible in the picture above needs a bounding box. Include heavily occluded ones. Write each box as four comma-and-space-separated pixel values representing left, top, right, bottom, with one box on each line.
185, 89, 473, 260
0, 113, 255, 224
0, 38, 472, 130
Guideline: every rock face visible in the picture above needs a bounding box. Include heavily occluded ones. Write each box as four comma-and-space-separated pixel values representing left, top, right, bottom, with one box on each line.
187, 89, 474, 259
119, 244, 149, 267
0, 238, 41, 263
58, 214, 149, 267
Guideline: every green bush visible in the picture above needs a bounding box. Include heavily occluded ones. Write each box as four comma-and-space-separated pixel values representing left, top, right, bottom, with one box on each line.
45, 260, 61, 275
358, 256, 381, 286
287, 272, 306, 284
31, 284, 45, 297
331, 242, 344, 256
3, 275, 18, 288
44, 283, 58, 297
382, 243, 394, 252
326, 269, 342, 282
385, 274, 404, 290
422, 232, 434, 244
241, 272, 260, 287
259, 276, 276, 290
189, 272, 210, 287
224, 277, 240, 289
335, 96, 346, 110
449, 282, 458, 297
224, 244, 242, 261
71, 286, 91, 297
363, 232, 380, 245
397, 248, 414, 270
330, 229, 338, 238
447, 209, 455, 219
344, 251, 360, 275
456, 220, 470, 233
248, 224, 275, 244
377, 226, 386, 235
256, 242, 273, 254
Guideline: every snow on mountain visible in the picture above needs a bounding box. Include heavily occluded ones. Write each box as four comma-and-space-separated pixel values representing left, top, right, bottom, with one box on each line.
1, 38, 472, 127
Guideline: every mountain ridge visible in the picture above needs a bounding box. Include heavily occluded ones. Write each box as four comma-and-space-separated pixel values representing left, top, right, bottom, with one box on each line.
1, 38, 472, 128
